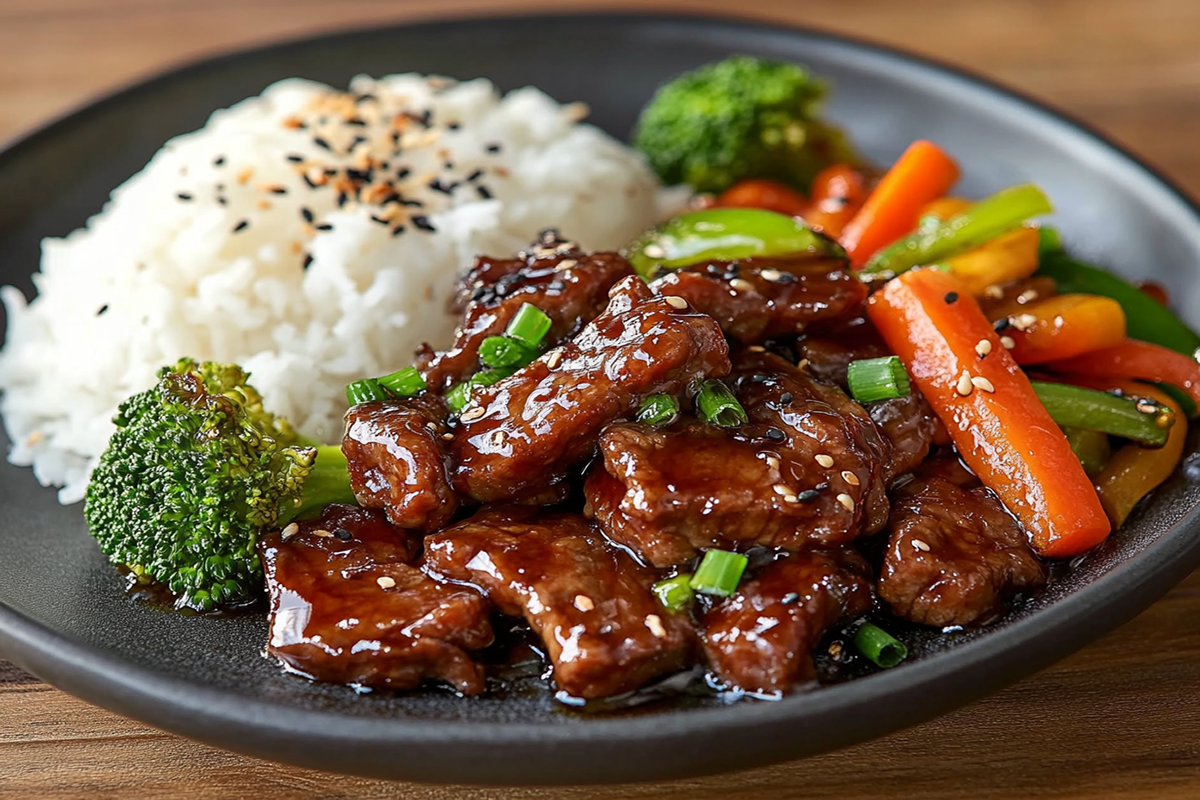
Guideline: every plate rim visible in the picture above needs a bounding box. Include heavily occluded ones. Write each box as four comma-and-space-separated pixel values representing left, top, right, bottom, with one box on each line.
2, 9, 1200, 785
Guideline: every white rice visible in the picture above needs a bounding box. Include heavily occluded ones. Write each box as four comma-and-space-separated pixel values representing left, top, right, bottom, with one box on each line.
0, 73, 681, 504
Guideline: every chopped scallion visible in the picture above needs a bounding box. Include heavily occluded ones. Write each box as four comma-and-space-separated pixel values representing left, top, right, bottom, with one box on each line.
694, 379, 748, 428
652, 574, 694, 611
471, 367, 516, 388
376, 366, 426, 397
445, 382, 471, 414
689, 549, 748, 597
478, 335, 539, 369
505, 303, 552, 348
847, 356, 912, 403
853, 623, 908, 669
637, 394, 680, 426
346, 378, 388, 406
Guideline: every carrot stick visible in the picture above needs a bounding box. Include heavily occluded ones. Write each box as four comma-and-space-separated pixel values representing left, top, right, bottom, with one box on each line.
866, 267, 1111, 557
840, 140, 960, 269
802, 164, 868, 238
716, 179, 808, 217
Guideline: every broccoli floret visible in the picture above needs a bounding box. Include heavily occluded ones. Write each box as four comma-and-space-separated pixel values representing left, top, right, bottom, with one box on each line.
84, 358, 355, 611
633, 55, 858, 193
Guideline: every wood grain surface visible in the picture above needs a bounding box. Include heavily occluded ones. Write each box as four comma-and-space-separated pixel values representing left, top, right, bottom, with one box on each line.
2, 0, 1200, 796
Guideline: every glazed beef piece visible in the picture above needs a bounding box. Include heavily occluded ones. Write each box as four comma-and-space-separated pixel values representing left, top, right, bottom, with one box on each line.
702, 549, 873, 695
417, 230, 636, 391
343, 396, 458, 531
879, 477, 1047, 627
259, 504, 493, 695
586, 348, 890, 568
423, 507, 695, 700
450, 276, 730, 503
798, 317, 890, 386
650, 253, 866, 344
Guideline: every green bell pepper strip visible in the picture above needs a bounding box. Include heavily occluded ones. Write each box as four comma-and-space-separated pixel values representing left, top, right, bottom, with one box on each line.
1031, 381, 1173, 447
1035, 249, 1200, 357
626, 208, 841, 279
861, 183, 1053, 276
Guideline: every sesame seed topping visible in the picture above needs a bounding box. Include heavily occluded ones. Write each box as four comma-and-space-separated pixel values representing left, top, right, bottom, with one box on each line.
485, 142, 502, 153
176, 192, 193, 201
425, 421, 438, 430
836, 493, 855, 512
815, 454, 834, 468
232, 219, 249, 233
213, 156, 226, 167
281, 522, 299, 540
645, 614, 667, 639
944, 291, 959, 304
663, 295, 689, 310
545, 350, 564, 370
841, 470, 860, 486
984, 285, 1004, 299
489, 430, 506, 447
1136, 400, 1159, 414
729, 278, 755, 293
764, 428, 786, 442
747, 345, 766, 353
956, 370, 974, 397
303, 254, 314, 269
1017, 289, 1040, 304
773, 483, 796, 497
333, 528, 352, 541
1011, 313, 1038, 332
912, 539, 931, 552
441, 432, 454, 441
796, 489, 821, 502
971, 376, 996, 393
236, 167, 254, 185
300, 207, 314, 223
555, 258, 579, 272
377, 576, 396, 589
975, 339, 993, 357
797, 359, 810, 370
411, 215, 436, 232
460, 407, 486, 422
313, 529, 333, 538
1000, 336, 1016, 349
574, 595, 595, 612
759, 268, 784, 282
476, 185, 493, 200
765, 455, 781, 470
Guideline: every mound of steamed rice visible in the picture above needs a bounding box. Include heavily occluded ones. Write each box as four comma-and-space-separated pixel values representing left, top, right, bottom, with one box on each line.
0, 73, 680, 504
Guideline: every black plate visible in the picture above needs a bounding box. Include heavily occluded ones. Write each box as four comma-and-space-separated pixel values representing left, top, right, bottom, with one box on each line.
2, 12, 1200, 787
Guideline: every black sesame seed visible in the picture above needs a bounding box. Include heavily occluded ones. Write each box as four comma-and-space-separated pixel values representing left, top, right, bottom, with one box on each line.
466, 168, 484, 182
96, 304, 109, 316
796, 489, 821, 502
485, 143, 502, 153
312, 137, 332, 152
303, 254, 314, 269
428, 179, 456, 195
476, 185, 493, 200
944, 291, 959, 304
302, 173, 319, 189
176, 192, 193, 201
216, 196, 227, 206
765, 427, 786, 442
355, 93, 376, 104
213, 156, 226, 167
391, 225, 406, 237
993, 317, 1011, 332
401, 198, 425, 208
349, 135, 367, 149
301, 207, 315, 223
232, 219, 249, 233
333, 528, 353, 541
781, 592, 800, 605
286, 153, 306, 163
396, 167, 412, 179
411, 215, 436, 232
443, 161, 454, 170
269, 186, 288, 195
315, 223, 334, 232
336, 193, 348, 208
778, 392, 793, 405
346, 168, 372, 183
370, 215, 390, 225
448, 122, 461, 131
345, 117, 368, 127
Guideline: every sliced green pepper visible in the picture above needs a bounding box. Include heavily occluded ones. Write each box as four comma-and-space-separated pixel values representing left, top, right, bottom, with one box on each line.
861, 183, 1053, 276
1032, 381, 1173, 447
626, 208, 841, 279
1035, 249, 1200, 357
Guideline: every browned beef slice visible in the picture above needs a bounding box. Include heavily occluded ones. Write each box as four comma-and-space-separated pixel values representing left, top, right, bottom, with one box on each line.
417, 231, 635, 391
702, 550, 873, 695
879, 477, 1047, 627
450, 276, 730, 503
586, 348, 890, 568
260, 504, 492, 695
342, 395, 458, 530
650, 254, 866, 343
423, 507, 695, 700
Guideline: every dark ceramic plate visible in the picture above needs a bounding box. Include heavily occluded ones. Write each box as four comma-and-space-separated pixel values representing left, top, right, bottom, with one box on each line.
2, 12, 1200, 787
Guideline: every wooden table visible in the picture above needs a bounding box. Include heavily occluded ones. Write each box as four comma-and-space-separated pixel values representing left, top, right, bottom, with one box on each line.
3, 0, 1200, 796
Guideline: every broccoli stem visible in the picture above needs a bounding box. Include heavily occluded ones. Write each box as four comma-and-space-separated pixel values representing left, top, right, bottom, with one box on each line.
280, 445, 357, 524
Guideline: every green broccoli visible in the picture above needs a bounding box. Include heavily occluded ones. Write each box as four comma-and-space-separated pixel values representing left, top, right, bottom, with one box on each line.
633, 55, 858, 194
84, 358, 356, 611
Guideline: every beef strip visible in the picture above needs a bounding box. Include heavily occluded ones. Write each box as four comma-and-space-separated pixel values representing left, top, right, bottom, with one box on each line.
585, 348, 890, 568
879, 477, 1047, 627
650, 253, 866, 343
450, 275, 730, 503
702, 549, 873, 695
342, 395, 458, 531
417, 230, 635, 392
423, 507, 695, 700
260, 504, 493, 695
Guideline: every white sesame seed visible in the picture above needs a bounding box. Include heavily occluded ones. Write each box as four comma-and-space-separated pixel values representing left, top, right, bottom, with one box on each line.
815, 454, 834, 468
841, 470, 860, 486
313, 529, 333, 538
574, 595, 595, 612
643, 244, 666, 259
281, 523, 299, 541
747, 345, 766, 353
24, 430, 43, 446
836, 493, 855, 512
441, 432, 454, 441
760, 268, 784, 282
773, 483, 796, 497
377, 576, 396, 589
426, 421, 438, 430
797, 358, 810, 370
956, 370, 974, 397
983, 285, 1004, 299
663, 295, 689, 310
729, 278, 755, 293
1012, 313, 1038, 332
1017, 289, 1039, 304
912, 539, 931, 552
765, 455, 781, 471
490, 430, 506, 447
645, 614, 667, 639
975, 339, 993, 357
460, 406, 486, 422
971, 376, 996, 393
1000, 335, 1016, 349
545, 349, 564, 369
555, 258, 579, 272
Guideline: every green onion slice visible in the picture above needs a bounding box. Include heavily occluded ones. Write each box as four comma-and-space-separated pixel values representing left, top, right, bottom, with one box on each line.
694, 379, 748, 428
689, 549, 748, 597
445, 382, 471, 414
346, 378, 389, 406
505, 303, 553, 348
376, 366, 426, 397
847, 356, 912, 403
854, 622, 908, 669
478, 335, 539, 369
636, 394, 680, 426
1032, 381, 1173, 447
652, 574, 694, 611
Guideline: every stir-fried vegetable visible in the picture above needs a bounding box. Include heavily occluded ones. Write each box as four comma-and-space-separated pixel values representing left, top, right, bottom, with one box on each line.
853, 623, 908, 669
840, 140, 960, 269
627, 208, 838, 278
802, 163, 868, 238
346, 378, 389, 405
716, 178, 809, 217
861, 183, 1053, 276
1000, 294, 1127, 364
866, 267, 1110, 557
376, 366, 427, 397
846, 356, 911, 403
1048, 339, 1200, 409
652, 574, 695, 611
1031, 381, 1173, 447
1062, 426, 1111, 477
940, 226, 1041, 295
694, 379, 748, 427
637, 393, 681, 426
689, 549, 749, 597
445, 303, 552, 413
